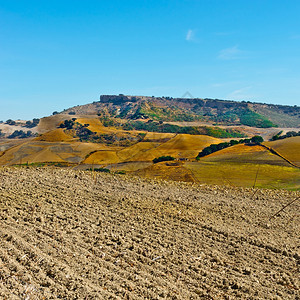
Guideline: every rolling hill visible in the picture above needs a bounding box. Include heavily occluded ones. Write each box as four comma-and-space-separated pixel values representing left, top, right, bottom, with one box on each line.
0, 95, 299, 189
264, 136, 300, 166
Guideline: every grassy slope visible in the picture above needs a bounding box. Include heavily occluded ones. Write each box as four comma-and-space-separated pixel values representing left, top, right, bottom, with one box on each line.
264, 136, 300, 166
183, 141, 300, 189
200, 144, 290, 166
76, 117, 113, 133
0, 141, 111, 165
251, 104, 300, 128
83, 134, 221, 164
185, 162, 300, 190
35, 128, 74, 142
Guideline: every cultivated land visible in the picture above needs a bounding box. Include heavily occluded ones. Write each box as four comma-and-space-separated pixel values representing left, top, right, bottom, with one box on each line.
0, 168, 299, 299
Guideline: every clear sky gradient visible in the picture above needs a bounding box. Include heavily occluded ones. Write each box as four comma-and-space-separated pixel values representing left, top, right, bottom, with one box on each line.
1, 0, 300, 120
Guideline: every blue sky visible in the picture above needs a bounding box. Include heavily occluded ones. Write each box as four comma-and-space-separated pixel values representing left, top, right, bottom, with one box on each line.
0, 0, 300, 120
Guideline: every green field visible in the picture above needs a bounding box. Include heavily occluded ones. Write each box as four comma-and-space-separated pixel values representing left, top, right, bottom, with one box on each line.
185, 161, 300, 190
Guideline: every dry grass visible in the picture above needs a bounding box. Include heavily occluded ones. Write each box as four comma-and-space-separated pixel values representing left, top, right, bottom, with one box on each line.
264, 136, 300, 166
202, 144, 290, 166
75, 117, 112, 133
83, 150, 120, 164
35, 128, 74, 142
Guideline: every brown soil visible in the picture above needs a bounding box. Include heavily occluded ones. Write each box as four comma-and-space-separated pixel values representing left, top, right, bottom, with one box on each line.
0, 168, 299, 299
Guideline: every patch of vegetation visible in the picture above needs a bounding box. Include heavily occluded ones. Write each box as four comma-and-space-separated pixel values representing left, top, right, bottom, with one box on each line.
211, 111, 239, 124
6, 119, 16, 125
59, 119, 76, 129
239, 110, 276, 128
0, 129, 4, 138
153, 156, 175, 164
88, 167, 110, 173
25, 118, 40, 128
196, 136, 264, 159
76, 126, 94, 140
271, 130, 300, 141
114, 170, 126, 174
60, 115, 243, 141
8, 130, 34, 139
121, 120, 244, 138
251, 135, 264, 144
205, 127, 244, 138
136, 103, 198, 122
119, 105, 134, 118
100, 117, 122, 128
60, 118, 146, 146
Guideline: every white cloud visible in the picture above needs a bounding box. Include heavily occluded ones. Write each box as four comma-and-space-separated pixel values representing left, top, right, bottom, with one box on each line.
218, 45, 244, 60
186, 29, 195, 41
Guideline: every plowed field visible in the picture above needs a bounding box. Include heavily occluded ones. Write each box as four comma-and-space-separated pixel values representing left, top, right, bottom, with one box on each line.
0, 168, 299, 299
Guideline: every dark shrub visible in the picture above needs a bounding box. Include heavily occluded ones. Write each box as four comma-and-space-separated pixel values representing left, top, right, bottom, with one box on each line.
153, 156, 175, 163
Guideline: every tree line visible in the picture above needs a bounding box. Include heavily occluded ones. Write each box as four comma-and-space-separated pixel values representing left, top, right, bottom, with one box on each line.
271, 130, 300, 141
196, 136, 264, 159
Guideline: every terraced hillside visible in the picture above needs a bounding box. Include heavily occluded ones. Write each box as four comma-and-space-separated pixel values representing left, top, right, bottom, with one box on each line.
0, 168, 299, 299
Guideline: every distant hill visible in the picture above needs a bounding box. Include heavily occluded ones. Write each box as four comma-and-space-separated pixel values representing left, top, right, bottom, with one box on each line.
60, 94, 300, 128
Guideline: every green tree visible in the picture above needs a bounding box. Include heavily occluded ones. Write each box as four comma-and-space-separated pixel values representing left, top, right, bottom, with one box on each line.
251, 135, 264, 144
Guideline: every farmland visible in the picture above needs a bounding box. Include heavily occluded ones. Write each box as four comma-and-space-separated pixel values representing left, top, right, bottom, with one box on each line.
0, 167, 299, 299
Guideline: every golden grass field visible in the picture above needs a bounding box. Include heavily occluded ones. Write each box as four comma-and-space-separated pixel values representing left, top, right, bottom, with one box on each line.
201, 144, 290, 166
35, 128, 74, 142
76, 117, 113, 134
83, 133, 222, 165
264, 136, 300, 166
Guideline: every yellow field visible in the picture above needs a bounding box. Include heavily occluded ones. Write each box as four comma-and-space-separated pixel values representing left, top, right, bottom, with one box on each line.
35, 128, 74, 142
144, 132, 176, 140
82, 134, 222, 165
201, 144, 290, 166
76, 117, 112, 133
0, 140, 111, 165
185, 161, 300, 190
83, 150, 120, 164
264, 136, 300, 166
135, 134, 223, 160
37, 114, 72, 133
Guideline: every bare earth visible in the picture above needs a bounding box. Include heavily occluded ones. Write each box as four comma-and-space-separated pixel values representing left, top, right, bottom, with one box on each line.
0, 168, 299, 299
